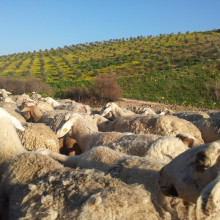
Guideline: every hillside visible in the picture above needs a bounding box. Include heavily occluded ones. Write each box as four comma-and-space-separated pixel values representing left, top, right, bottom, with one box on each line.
0, 30, 220, 108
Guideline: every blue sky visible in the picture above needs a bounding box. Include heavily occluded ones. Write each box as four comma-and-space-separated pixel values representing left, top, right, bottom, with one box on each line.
0, 0, 219, 56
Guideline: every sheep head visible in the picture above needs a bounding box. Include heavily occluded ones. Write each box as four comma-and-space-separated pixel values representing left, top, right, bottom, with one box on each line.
0, 89, 11, 97
100, 103, 114, 116
20, 106, 43, 123
176, 132, 201, 147
56, 113, 83, 138
159, 140, 220, 204
100, 103, 121, 120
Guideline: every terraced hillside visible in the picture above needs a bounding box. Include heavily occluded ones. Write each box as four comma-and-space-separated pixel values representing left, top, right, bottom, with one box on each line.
0, 30, 220, 108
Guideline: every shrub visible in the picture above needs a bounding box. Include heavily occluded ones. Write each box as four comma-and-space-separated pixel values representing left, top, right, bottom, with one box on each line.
0, 76, 54, 96
63, 75, 122, 105
95, 75, 122, 102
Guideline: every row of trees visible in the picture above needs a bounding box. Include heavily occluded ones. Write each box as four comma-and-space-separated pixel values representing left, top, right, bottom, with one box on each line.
0, 31, 219, 81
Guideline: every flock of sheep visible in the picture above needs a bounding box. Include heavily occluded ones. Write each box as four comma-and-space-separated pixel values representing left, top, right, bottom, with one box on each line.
0, 88, 219, 220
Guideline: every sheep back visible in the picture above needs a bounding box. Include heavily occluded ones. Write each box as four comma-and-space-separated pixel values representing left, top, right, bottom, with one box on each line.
17, 123, 60, 152
2, 167, 160, 220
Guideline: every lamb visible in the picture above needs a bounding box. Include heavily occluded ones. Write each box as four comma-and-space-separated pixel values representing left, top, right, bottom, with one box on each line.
16, 122, 60, 152
159, 140, 220, 204
98, 114, 204, 145
100, 102, 135, 120
193, 118, 220, 143
36, 145, 195, 220
0, 109, 162, 219
56, 113, 199, 159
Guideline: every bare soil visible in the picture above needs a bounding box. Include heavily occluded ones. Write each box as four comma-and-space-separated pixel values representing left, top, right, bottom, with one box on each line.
115, 98, 219, 113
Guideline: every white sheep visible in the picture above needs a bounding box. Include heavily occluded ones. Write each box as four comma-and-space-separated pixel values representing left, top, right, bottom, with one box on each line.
100, 102, 135, 120
36, 145, 195, 220
20, 105, 43, 122
0, 89, 16, 104
56, 113, 198, 159
20, 107, 98, 155
193, 118, 220, 143
16, 122, 60, 152
55, 101, 91, 114
157, 108, 175, 115
0, 102, 26, 123
30, 92, 43, 101
173, 111, 210, 122
99, 114, 204, 145
0, 107, 25, 131
43, 96, 60, 108
196, 173, 220, 220
140, 107, 157, 115
159, 140, 220, 204
0, 112, 161, 219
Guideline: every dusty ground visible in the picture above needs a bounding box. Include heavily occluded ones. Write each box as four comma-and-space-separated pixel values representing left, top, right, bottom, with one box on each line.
115, 98, 219, 113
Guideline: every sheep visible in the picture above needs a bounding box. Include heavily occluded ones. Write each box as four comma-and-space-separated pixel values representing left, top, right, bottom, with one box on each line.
56, 113, 199, 159
43, 96, 60, 108
0, 102, 26, 123
36, 101, 55, 111
16, 122, 60, 152
100, 102, 135, 120
30, 91, 43, 101
157, 108, 175, 115
98, 114, 204, 145
21, 107, 98, 155
0, 89, 16, 104
159, 140, 220, 204
0, 111, 162, 219
173, 111, 210, 122
20, 105, 43, 122
141, 107, 157, 115
195, 174, 220, 220
36, 145, 195, 220
55, 101, 91, 114
193, 118, 220, 143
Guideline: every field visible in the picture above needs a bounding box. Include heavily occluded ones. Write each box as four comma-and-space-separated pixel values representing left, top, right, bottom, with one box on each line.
0, 30, 220, 108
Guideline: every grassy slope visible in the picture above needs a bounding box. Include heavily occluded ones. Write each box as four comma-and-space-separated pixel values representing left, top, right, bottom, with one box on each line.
0, 30, 219, 108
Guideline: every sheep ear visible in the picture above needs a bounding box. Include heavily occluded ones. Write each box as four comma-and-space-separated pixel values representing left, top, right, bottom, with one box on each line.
101, 107, 112, 116
64, 113, 71, 121
176, 133, 194, 148
9, 115, 25, 131
57, 120, 73, 138
21, 107, 31, 113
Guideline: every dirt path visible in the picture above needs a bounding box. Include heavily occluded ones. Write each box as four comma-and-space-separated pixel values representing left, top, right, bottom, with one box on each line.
115, 98, 217, 113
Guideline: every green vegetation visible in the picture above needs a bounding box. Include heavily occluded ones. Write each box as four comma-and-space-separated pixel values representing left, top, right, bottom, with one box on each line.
0, 29, 219, 108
